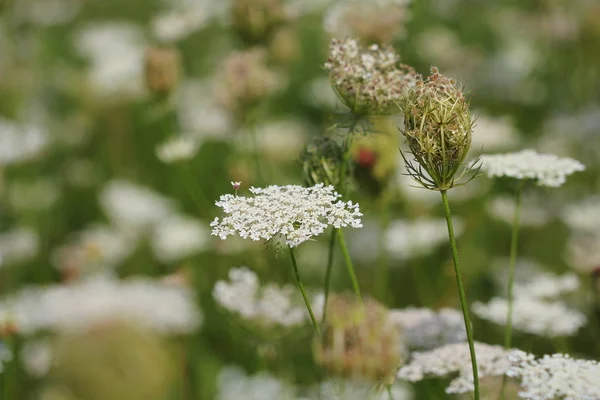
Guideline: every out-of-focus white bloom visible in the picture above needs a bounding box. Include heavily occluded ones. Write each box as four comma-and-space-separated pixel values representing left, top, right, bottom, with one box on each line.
14, 0, 82, 26
388, 307, 466, 350
211, 184, 362, 248
0, 118, 49, 166
472, 297, 586, 337
21, 339, 52, 378
562, 196, 600, 232
99, 180, 176, 232
213, 267, 308, 328
249, 119, 308, 163
471, 113, 519, 153
0, 342, 12, 373
1, 276, 201, 335
478, 150, 585, 187
7, 178, 60, 213
217, 365, 295, 400
151, 1, 211, 42
486, 195, 551, 228
176, 80, 233, 139
73, 22, 146, 100
51, 225, 138, 275
507, 351, 600, 400
155, 135, 200, 163
513, 272, 579, 300
567, 232, 600, 273
0, 227, 39, 266
324, 0, 410, 44
151, 215, 210, 263
384, 218, 464, 261
398, 342, 513, 394
302, 77, 340, 109
308, 379, 413, 400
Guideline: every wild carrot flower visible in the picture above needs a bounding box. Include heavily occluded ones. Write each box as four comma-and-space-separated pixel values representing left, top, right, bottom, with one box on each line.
479, 149, 585, 187
324, 38, 417, 116
507, 351, 600, 399
210, 184, 363, 248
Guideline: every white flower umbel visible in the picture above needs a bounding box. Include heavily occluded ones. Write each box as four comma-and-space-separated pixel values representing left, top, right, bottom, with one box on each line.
562, 195, 600, 232
151, 215, 210, 263
216, 365, 296, 400
0, 118, 49, 166
398, 342, 513, 394
479, 149, 585, 187
384, 218, 465, 261
507, 351, 600, 400
472, 297, 586, 337
1, 276, 201, 335
155, 135, 200, 163
309, 379, 414, 400
213, 267, 308, 329
211, 184, 362, 248
512, 272, 579, 300
0, 227, 40, 266
470, 113, 519, 154
388, 307, 466, 350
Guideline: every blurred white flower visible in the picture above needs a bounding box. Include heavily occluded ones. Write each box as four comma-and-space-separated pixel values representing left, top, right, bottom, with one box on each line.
0, 118, 49, 166
567, 232, 600, 273
512, 272, 579, 300
151, 215, 210, 263
486, 195, 551, 228
7, 178, 60, 213
211, 184, 362, 248
14, 0, 82, 26
479, 149, 585, 187
471, 113, 519, 153
384, 218, 464, 261
562, 196, 600, 232
21, 339, 52, 378
73, 21, 146, 100
152, 5, 210, 42
0, 342, 12, 374
51, 225, 138, 276
99, 180, 176, 232
155, 135, 200, 164
217, 365, 295, 400
308, 379, 413, 400
472, 296, 586, 337
176, 80, 233, 139
0, 227, 40, 266
1, 276, 201, 335
244, 119, 308, 163
388, 307, 466, 350
213, 267, 308, 329
398, 342, 513, 394
507, 351, 600, 400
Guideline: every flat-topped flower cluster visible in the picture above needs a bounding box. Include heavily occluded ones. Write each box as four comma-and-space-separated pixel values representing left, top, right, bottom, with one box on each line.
211, 184, 363, 247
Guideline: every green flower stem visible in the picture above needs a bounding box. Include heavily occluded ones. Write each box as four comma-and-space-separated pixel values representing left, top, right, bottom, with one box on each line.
387, 385, 394, 400
440, 190, 479, 400
321, 228, 337, 324
288, 246, 321, 336
337, 228, 363, 302
504, 185, 523, 348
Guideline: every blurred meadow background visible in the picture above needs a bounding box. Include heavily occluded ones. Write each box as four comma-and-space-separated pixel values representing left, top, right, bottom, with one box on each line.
1, 0, 600, 399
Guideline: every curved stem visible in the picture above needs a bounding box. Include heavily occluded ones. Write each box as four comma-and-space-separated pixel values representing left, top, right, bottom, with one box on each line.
440, 190, 479, 400
337, 228, 363, 302
504, 185, 523, 348
288, 246, 321, 335
321, 228, 337, 324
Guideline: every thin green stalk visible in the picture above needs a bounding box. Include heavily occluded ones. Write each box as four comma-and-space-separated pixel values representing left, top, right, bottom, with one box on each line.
3, 336, 14, 400
321, 228, 337, 324
504, 185, 523, 348
337, 228, 362, 302
387, 385, 394, 400
288, 246, 321, 336
440, 190, 479, 400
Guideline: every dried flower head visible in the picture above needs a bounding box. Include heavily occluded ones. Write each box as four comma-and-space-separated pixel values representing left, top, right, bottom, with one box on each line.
398, 342, 513, 394
215, 48, 279, 115
230, 0, 287, 43
314, 293, 404, 381
324, 0, 411, 45
507, 351, 600, 400
144, 46, 181, 95
324, 38, 417, 116
478, 149, 585, 187
210, 184, 363, 248
300, 137, 346, 187
401, 67, 474, 191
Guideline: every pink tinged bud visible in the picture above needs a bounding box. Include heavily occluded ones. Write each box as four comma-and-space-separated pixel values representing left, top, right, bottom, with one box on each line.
231, 181, 241, 190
